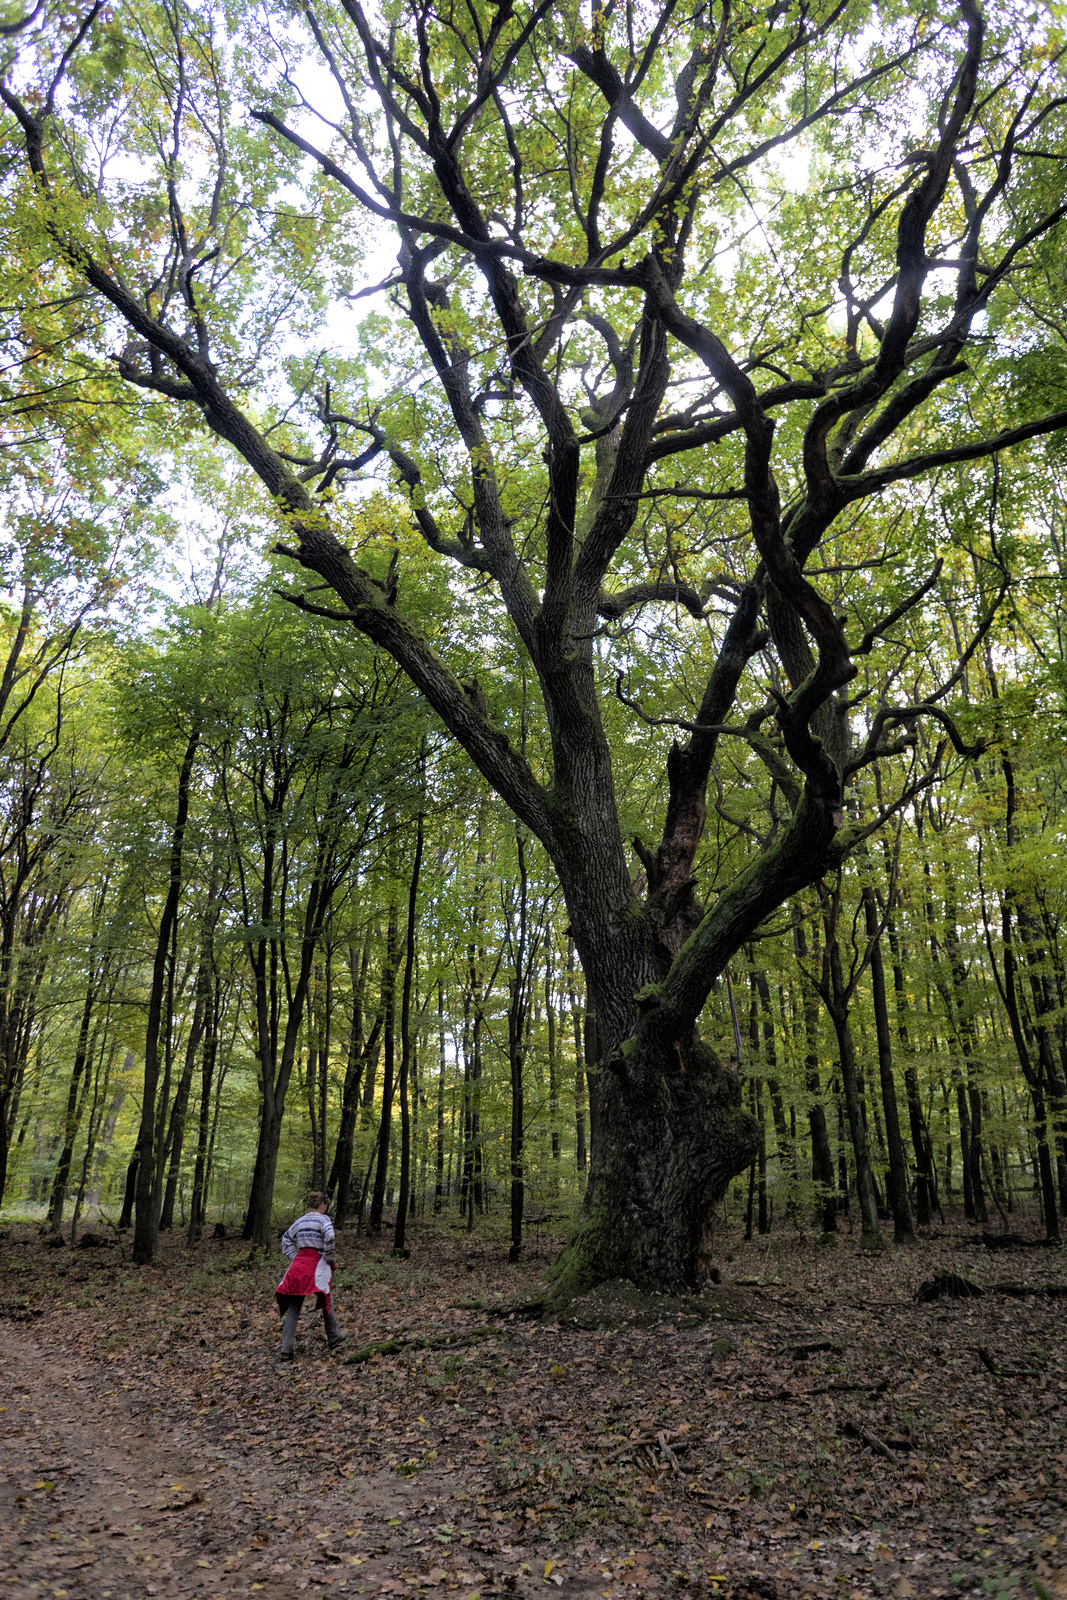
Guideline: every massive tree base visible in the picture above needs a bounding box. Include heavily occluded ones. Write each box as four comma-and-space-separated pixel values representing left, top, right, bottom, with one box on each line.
489, 1275, 765, 1328
547, 1027, 759, 1300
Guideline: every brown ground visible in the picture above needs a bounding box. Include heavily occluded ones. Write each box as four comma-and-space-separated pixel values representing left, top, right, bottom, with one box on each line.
0, 1214, 1065, 1600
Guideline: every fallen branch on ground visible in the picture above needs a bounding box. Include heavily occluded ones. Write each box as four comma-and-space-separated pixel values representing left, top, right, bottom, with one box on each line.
974, 1346, 1041, 1378
841, 1420, 898, 1460
599, 1430, 690, 1472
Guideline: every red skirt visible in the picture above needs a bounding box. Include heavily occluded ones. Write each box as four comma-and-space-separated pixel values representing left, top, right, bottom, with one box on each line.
276, 1247, 332, 1313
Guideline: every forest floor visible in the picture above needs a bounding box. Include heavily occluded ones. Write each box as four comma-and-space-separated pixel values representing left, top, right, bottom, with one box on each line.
0, 1215, 1065, 1600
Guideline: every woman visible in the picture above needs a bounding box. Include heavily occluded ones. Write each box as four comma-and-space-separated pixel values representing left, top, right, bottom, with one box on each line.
276, 1190, 347, 1360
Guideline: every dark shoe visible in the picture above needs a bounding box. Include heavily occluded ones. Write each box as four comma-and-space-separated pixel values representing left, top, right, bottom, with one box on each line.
279, 1349, 295, 1361
327, 1331, 348, 1351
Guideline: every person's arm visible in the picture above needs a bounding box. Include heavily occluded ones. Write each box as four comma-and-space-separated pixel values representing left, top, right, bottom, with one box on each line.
281, 1220, 297, 1260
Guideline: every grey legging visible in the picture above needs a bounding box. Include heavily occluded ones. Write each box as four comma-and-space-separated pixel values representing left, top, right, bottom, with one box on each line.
280, 1296, 341, 1353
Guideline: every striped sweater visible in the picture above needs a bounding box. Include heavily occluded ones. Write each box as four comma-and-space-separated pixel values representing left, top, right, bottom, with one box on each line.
280, 1210, 335, 1261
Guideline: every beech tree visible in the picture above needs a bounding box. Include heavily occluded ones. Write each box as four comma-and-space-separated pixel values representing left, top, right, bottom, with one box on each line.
3, 0, 1067, 1290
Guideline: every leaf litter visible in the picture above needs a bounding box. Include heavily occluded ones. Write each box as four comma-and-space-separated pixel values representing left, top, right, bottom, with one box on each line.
0, 1219, 1065, 1600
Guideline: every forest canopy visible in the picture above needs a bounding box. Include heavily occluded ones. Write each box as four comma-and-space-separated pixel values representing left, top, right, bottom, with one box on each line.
0, 0, 1065, 1290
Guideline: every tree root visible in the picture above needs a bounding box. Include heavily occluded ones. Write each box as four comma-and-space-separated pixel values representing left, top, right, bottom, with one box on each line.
344, 1325, 504, 1364
915, 1272, 984, 1302
484, 1295, 548, 1319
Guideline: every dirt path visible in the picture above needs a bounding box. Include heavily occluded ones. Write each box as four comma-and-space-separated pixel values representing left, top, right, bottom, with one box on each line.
3, 1224, 1067, 1600
0, 1321, 508, 1600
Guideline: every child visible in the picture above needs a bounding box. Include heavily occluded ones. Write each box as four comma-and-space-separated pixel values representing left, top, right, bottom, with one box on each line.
276, 1190, 347, 1360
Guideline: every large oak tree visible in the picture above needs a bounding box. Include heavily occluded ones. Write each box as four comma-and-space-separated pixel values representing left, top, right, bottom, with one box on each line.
3, 0, 1066, 1289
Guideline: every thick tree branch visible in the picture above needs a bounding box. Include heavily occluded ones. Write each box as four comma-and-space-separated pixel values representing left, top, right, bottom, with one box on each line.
839, 362, 969, 477
597, 581, 706, 621
649, 782, 843, 1039
798, 3, 985, 509
393, 250, 537, 635
845, 704, 984, 775
842, 408, 1067, 497
249, 109, 644, 287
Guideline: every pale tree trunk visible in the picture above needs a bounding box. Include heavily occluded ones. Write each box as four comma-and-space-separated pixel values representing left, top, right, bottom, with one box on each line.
434, 982, 446, 1212
886, 909, 939, 1225
133, 720, 201, 1264
942, 888, 988, 1223
48, 957, 103, 1232
86, 1083, 125, 1214
793, 912, 837, 1234
368, 901, 400, 1232
393, 808, 424, 1254
186, 981, 222, 1248
826, 935, 883, 1252
305, 951, 334, 1193
546, 947, 560, 1173
329, 935, 383, 1226
566, 942, 587, 1173
862, 885, 914, 1243
159, 967, 208, 1233
70, 1038, 119, 1245
180, 898, 225, 1244
160, 913, 218, 1236
507, 830, 530, 1264
751, 962, 796, 1218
